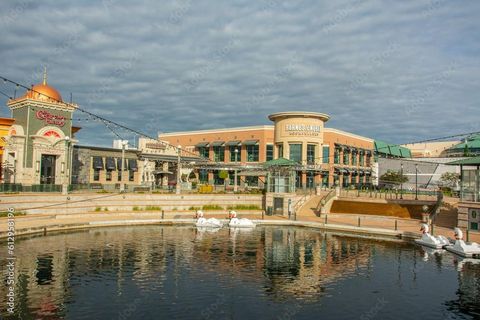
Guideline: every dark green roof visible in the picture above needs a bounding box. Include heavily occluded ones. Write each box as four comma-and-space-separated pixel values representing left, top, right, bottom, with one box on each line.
449, 135, 480, 150
263, 157, 298, 168
375, 140, 411, 158
447, 156, 480, 166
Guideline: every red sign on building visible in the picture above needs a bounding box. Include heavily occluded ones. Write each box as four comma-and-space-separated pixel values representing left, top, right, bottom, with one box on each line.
36, 110, 66, 127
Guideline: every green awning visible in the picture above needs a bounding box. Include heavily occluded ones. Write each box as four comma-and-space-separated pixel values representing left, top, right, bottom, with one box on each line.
374, 140, 390, 154
263, 157, 298, 168
225, 140, 241, 146
243, 140, 259, 146
195, 142, 210, 147
447, 156, 480, 166
211, 141, 225, 147
389, 145, 402, 157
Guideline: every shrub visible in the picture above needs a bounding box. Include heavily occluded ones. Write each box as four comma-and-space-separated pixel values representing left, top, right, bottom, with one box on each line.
94, 207, 102, 212
226, 204, 261, 210
145, 206, 162, 211
202, 204, 224, 210
0, 211, 26, 217
132, 206, 140, 211
104, 207, 109, 212
189, 206, 201, 211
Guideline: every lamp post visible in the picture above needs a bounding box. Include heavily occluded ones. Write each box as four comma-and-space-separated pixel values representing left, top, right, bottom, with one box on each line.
234, 148, 238, 192
63, 136, 70, 195
415, 163, 418, 200
176, 145, 181, 194
400, 163, 403, 200
120, 140, 127, 193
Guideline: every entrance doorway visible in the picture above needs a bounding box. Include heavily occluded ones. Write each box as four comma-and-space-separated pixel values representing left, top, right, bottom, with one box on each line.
40, 155, 56, 184
273, 197, 284, 215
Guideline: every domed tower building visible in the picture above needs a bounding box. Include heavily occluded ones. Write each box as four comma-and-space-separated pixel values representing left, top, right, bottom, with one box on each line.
3, 69, 78, 190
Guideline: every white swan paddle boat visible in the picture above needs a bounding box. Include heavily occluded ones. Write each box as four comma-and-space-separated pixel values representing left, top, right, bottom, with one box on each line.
228, 210, 255, 228
445, 228, 480, 258
414, 223, 450, 249
195, 210, 223, 228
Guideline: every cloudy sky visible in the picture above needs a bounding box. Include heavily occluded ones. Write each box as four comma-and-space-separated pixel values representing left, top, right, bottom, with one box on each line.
0, 0, 478, 147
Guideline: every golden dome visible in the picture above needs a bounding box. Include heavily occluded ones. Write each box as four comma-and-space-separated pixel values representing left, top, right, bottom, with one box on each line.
21, 67, 63, 102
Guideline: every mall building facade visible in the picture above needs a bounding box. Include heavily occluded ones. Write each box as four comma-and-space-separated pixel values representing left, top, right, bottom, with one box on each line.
160, 111, 375, 189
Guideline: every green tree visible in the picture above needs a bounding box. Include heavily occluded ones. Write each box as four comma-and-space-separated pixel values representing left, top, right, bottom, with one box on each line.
379, 170, 408, 187
218, 170, 229, 190
439, 172, 459, 190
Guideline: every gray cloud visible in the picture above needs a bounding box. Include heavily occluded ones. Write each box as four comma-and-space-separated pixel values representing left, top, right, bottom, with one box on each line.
0, 0, 479, 147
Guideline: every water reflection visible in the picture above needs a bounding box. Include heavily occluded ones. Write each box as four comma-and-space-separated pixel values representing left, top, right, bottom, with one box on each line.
0, 226, 478, 319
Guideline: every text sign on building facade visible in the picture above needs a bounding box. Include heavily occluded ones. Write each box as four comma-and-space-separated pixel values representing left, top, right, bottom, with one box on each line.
285, 124, 321, 136
36, 110, 66, 127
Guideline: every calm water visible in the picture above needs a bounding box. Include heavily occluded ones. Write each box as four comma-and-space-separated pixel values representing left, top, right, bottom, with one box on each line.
1, 226, 479, 320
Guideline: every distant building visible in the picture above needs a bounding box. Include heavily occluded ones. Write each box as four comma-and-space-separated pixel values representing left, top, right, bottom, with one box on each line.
402, 141, 460, 158
444, 135, 480, 158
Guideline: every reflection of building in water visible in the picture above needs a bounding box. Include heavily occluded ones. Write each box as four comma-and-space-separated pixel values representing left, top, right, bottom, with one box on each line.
263, 228, 372, 298
445, 260, 480, 317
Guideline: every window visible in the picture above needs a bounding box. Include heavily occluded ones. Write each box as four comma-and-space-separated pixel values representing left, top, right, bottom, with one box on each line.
213, 146, 225, 162
213, 171, 224, 185
334, 148, 340, 164
471, 222, 478, 230
198, 147, 209, 159
246, 145, 259, 162
199, 169, 208, 183
93, 169, 100, 181
289, 144, 302, 163
245, 176, 258, 187
266, 145, 274, 161
229, 146, 240, 162
129, 170, 134, 181
352, 151, 357, 165
307, 144, 316, 164
228, 171, 240, 185
343, 150, 350, 165
323, 146, 330, 164
106, 170, 112, 181
359, 152, 364, 166
277, 143, 284, 158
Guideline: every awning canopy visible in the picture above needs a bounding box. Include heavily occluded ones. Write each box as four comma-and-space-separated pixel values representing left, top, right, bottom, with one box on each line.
128, 159, 138, 171
225, 140, 241, 146
195, 142, 210, 147
105, 157, 116, 170
211, 141, 225, 147
92, 156, 104, 169
447, 156, 480, 166
263, 157, 298, 168
238, 170, 267, 176
243, 140, 259, 146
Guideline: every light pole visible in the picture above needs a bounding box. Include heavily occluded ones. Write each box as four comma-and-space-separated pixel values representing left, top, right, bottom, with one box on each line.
176, 145, 181, 194
400, 163, 403, 200
120, 140, 127, 193
234, 148, 238, 192
62, 136, 70, 194
415, 163, 418, 200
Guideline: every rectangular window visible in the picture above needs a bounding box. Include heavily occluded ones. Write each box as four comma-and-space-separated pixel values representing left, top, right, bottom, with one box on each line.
352, 152, 357, 165
198, 147, 209, 159
277, 143, 284, 158
471, 222, 478, 230
266, 145, 274, 161
213, 171, 224, 185
106, 170, 112, 181
199, 169, 208, 183
228, 171, 240, 185
93, 169, 100, 181
118, 172, 122, 181
245, 176, 258, 187
334, 148, 340, 164
246, 145, 259, 162
229, 146, 240, 162
322, 146, 330, 164
307, 144, 316, 164
129, 170, 134, 181
213, 146, 225, 162
343, 150, 350, 165
289, 144, 302, 163
359, 152, 364, 166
